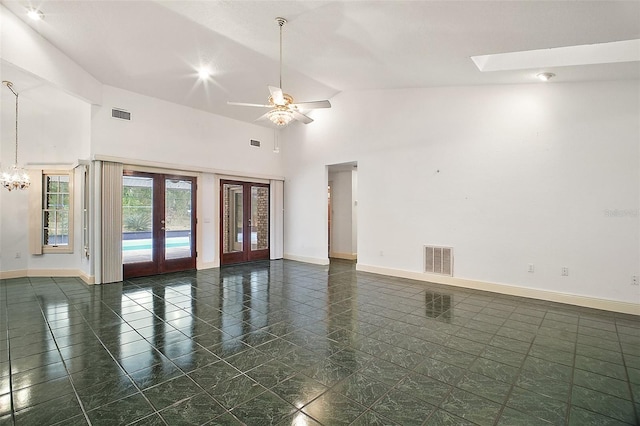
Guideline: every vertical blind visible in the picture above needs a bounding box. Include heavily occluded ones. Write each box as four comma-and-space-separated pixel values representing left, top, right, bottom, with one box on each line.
28, 169, 43, 255
101, 161, 123, 283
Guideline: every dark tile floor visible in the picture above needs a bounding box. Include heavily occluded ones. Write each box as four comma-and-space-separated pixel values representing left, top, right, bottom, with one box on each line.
1, 259, 639, 425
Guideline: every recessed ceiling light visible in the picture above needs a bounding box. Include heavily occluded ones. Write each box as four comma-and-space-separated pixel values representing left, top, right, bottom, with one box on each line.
536, 72, 555, 82
27, 8, 44, 21
197, 68, 211, 79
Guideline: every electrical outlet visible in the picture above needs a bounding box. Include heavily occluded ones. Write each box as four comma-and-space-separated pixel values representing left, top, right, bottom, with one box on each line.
15, 252, 21, 259
561, 267, 569, 276
632, 276, 639, 286
528, 264, 535, 273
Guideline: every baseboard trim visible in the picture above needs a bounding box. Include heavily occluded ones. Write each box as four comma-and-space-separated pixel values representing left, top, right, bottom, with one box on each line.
356, 264, 639, 315
0, 269, 95, 284
284, 254, 330, 266
330, 252, 358, 261
0, 269, 28, 279
78, 270, 95, 285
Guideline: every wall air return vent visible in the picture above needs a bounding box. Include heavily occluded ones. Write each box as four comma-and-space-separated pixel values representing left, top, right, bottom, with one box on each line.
111, 108, 131, 121
424, 245, 453, 276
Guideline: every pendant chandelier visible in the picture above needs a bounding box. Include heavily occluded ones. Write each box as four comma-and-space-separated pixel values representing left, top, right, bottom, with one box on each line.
1, 81, 30, 191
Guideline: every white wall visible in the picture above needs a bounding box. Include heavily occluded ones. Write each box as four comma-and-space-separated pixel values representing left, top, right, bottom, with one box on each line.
283, 81, 640, 305
0, 81, 92, 276
0, 4, 102, 104
92, 86, 283, 177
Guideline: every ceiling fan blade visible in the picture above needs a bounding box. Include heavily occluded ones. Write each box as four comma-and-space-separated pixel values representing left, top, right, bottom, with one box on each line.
255, 112, 271, 122
268, 86, 285, 105
227, 101, 271, 108
291, 100, 331, 110
292, 110, 314, 124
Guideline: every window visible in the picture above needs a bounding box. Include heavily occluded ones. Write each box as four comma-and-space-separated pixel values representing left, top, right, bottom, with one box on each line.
43, 171, 73, 252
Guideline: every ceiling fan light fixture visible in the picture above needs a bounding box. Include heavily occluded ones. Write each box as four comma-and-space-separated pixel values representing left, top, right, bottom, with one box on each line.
227, 16, 330, 126
267, 107, 294, 126
269, 92, 293, 107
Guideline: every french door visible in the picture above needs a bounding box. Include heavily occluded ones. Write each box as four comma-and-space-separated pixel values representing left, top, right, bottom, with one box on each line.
220, 180, 270, 265
123, 171, 196, 278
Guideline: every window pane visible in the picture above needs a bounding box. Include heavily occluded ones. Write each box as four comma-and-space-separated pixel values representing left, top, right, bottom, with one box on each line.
47, 194, 58, 208
42, 173, 72, 249
122, 176, 153, 264
47, 177, 59, 192
251, 186, 269, 251
222, 184, 243, 254
165, 179, 192, 260
58, 176, 69, 193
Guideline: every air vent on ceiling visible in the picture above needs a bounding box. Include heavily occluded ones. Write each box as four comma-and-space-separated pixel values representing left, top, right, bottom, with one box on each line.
111, 108, 131, 121
250, 139, 261, 147
425, 245, 453, 276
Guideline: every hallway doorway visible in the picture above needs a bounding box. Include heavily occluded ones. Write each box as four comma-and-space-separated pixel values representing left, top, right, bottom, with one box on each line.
327, 162, 358, 261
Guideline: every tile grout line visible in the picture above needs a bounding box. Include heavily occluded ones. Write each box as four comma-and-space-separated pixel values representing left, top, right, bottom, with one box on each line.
110, 283, 255, 424
26, 277, 93, 426
3, 283, 17, 426
614, 315, 640, 426
486, 299, 539, 426
56, 280, 170, 426
572, 314, 637, 425
563, 313, 579, 425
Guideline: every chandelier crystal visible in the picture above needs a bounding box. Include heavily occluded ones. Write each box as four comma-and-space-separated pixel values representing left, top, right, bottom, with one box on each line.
1, 165, 31, 191
1, 81, 30, 191
267, 107, 294, 126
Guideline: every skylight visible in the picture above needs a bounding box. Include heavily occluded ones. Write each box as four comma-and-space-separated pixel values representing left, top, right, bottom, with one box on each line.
471, 39, 640, 72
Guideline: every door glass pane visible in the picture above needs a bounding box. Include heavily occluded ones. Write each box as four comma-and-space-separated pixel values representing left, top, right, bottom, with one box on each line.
223, 184, 243, 254
122, 176, 153, 264
251, 186, 269, 251
165, 179, 193, 260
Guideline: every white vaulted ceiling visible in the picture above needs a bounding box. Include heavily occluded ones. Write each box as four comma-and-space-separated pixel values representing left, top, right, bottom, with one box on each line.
2, 0, 639, 126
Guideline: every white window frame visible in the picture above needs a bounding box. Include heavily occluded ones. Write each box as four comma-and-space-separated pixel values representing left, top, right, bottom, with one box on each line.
42, 170, 74, 253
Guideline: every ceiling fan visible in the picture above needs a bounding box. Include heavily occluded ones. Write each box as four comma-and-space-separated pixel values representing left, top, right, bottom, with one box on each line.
227, 17, 331, 127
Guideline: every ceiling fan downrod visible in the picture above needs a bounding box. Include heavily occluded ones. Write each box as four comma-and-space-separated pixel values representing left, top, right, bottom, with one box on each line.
276, 17, 287, 90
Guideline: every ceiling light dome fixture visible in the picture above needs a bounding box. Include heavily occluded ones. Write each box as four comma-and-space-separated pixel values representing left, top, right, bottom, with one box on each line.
536, 72, 555, 82
1, 81, 30, 192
